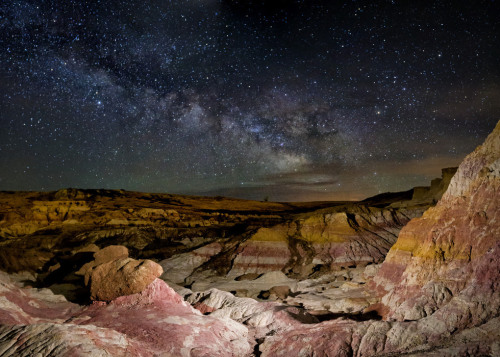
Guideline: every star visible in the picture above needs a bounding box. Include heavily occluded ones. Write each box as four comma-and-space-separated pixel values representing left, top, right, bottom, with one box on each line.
0, 0, 497, 201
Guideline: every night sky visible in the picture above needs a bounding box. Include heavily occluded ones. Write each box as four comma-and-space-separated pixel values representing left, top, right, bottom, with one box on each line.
1, 1, 499, 201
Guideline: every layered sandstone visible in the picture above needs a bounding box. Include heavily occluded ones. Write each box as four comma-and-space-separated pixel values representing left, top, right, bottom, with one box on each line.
0, 176, 444, 299
226, 204, 423, 280
259, 121, 500, 356
373, 120, 500, 321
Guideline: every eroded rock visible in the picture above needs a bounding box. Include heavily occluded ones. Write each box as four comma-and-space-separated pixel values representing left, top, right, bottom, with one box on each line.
0, 271, 251, 356
259, 121, 500, 356
88, 257, 163, 301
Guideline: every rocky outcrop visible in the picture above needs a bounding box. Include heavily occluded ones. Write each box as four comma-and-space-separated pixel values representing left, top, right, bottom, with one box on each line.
0, 191, 305, 277
0, 271, 251, 356
0, 171, 452, 304
75, 245, 163, 301
0, 189, 291, 240
79, 279, 251, 356
87, 257, 163, 301
258, 121, 500, 356
220, 205, 425, 281
373, 120, 500, 322
185, 287, 318, 343
161, 172, 451, 289
0, 323, 144, 357
189, 270, 297, 299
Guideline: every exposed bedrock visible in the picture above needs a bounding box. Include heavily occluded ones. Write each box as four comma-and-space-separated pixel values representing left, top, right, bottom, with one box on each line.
226, 205, 424, 280
0, 271, 251, 356
372, 120, 500, 322
157, 174, 453, 288
0, 170, 452, 297
0, 192, 306, 275
259, 121, 500, 356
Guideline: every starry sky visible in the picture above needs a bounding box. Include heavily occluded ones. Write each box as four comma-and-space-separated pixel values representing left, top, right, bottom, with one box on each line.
1, 0, 499, 201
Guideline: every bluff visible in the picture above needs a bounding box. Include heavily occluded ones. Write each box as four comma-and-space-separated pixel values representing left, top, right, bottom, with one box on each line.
373, 120, 500, 322
260, 121, 500, 356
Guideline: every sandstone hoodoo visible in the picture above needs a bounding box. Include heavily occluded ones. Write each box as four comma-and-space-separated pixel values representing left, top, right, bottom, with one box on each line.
78, 245, 164, 301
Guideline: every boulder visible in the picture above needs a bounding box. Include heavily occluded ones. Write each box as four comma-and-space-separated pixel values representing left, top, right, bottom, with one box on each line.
76, 245, 129, 284
269, 285, 290, 299
88, 257, 163, 301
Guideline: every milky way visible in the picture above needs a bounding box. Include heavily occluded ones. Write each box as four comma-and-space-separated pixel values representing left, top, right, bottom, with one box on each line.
1, 0, 499, 201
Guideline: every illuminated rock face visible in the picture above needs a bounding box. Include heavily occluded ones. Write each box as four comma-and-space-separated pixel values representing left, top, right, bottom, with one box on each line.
228, 205, 424, 279
373, 120, 500, 322
87, 257, 163, 302
73, 244, 164, 302
259, 121, 500, 356
0, 273, 251, 356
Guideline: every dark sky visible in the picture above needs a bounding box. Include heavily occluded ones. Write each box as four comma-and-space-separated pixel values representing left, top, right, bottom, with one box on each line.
1, 0, 499, 201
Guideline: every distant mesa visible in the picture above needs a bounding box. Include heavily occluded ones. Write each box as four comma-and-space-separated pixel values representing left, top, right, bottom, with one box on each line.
361, 166, 458, 207
410, 166, 457, 203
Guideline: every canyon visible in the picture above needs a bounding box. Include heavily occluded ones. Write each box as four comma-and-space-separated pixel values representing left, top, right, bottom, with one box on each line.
0, 121, 498, 356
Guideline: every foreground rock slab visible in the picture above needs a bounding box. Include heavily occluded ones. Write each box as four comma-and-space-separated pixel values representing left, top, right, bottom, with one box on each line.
0, 272, 251, 356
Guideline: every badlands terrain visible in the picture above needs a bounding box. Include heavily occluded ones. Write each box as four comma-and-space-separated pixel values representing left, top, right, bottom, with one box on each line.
0, 121, 498, 356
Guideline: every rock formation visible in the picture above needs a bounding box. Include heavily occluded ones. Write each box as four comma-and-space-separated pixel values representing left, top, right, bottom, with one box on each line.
0, 171, 449, 303
0, 271, 251, 356
258, 121, 500, 356
224, 204, 423, 280
372, 120, 500, 322
1, 120, 496, 356
77, 245, 164, 301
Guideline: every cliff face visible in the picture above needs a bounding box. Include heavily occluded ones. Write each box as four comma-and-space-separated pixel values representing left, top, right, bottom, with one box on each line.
260, 121, 500, 356
226, 204, 424, 280
373, 120, 500, 322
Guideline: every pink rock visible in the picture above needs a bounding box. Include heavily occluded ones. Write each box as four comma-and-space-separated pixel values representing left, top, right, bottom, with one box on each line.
93, 245, 129, 264
372, 120, 500, 322
0, 273, 251, 356
78, 279, 251, 356
0, 271, 81, 325
260, 121, 500, 356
